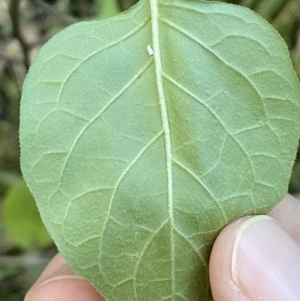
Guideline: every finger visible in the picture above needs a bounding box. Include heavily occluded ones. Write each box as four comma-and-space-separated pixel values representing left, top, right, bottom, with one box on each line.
209, 215, 300, 301
268, 194, 300, 243
25, 253, 105, 301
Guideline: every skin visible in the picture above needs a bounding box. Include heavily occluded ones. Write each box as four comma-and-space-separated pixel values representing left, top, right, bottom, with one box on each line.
25, 194, 300, 301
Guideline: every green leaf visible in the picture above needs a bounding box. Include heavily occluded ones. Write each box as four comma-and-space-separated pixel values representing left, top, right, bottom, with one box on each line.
2, 181, 53, 250
19, 0, 300, 300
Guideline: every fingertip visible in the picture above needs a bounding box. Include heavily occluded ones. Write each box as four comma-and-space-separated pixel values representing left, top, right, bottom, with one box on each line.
209, 216, 251, 301
232, 216, 300, 300
268, 194, 300, 243
25, 253, 105, 301
25, 276, 104, 301
210, 215, 300, 301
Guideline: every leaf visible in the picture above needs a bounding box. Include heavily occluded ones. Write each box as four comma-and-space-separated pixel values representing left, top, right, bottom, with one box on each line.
19, 0, 300, 300
2, 181, 53, 250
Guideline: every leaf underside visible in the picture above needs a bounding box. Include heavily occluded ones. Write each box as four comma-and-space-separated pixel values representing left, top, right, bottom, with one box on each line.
20, 0, 300, 300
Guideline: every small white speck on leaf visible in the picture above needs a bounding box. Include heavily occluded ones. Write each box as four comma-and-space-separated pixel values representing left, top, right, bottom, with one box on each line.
147, 45, 154, 56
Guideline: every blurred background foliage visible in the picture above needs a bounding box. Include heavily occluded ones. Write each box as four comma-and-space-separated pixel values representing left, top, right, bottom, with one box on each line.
0, 0, 299, 299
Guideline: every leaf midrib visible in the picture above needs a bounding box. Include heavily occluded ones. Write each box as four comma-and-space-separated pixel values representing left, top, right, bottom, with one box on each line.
149, 0, 175, 298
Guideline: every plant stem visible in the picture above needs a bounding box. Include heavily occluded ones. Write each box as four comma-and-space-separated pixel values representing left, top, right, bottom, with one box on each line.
9, 0, 30, 70
29, 0, 78, 24
116, 0, 125, 11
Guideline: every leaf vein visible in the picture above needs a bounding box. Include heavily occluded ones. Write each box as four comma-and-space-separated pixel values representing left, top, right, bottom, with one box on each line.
172, 158, 228, 224
150, 0, 176, 298
98, 130, 164, 268
133, 218, 170, 300
160, 17, 268, 120
163, 72, 257, 200
58, 58, 153, 188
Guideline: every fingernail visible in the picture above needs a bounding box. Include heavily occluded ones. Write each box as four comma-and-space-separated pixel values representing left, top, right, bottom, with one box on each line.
232, 215, 300, 300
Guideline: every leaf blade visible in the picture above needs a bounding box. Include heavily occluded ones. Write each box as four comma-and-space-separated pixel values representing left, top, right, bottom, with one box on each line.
20, 1, 300, 300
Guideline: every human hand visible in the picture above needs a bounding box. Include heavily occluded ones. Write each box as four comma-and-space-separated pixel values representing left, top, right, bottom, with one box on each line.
210, 194, 300, 301
24, 253, 105, 301
25, 194, 300, 301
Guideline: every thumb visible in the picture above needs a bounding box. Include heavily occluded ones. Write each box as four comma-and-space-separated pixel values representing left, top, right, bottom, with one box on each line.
209, 215, 300, 301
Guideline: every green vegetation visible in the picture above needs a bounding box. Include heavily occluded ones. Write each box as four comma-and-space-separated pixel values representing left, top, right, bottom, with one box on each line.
1, 0, 300, 300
